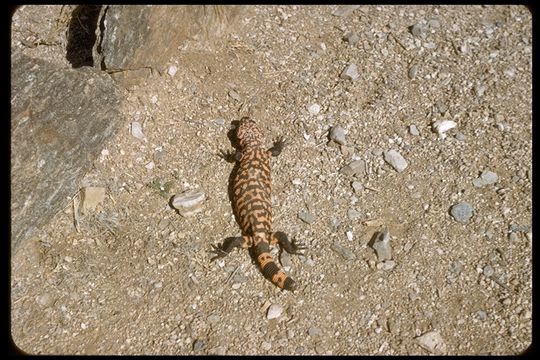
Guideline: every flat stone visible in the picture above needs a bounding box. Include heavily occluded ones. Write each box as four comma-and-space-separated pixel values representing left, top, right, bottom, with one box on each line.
331, 243, 356, 261
193, 339, 205, 352
415, 331, 447, 354
267, 304, 283, 320
329, 126, 346, 145
347, 208, 361, 221
340, 160, 366, 177
172, 190, 205, 217
332, 5, 360, 17
352, 181, 364, 193
372, 229, 392, 261
343, 32, 360, 45
81, 187, 106, 213
308, 327, 322, 337
410, 23, 426, 37
450, 202, 474, 224
384, 150, 408, 172
409, 125, 420, 136
473, 170, 499, 187
131, 121, 146, 140
509, 224, 532, 233
340, 63, 360, 82
298, 210, 316, 224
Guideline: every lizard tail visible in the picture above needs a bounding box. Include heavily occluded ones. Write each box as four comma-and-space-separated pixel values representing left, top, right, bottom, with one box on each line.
253, 241, 296, 291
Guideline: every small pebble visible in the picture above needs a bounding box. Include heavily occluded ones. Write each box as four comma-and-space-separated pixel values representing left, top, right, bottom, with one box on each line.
261, 341, 272, 351
172, 190, 206, 217
329, 217, 341, 228
332, 5, 360, 17
408, 65, 418, 79
450, 261, 463, 274
331, 243, 356, 260
472, 170, 499, 187
352, 181, 364, 193
409, 125, 420, 136
483, 265, 494, 277
168, 65, 178, 77
145, 161, 155, 170
384, 150, 408, 172
432, 119, 457, 139
308, 327, 322, 337
193, 339, 205, 352
347, 209, 361, 221
378, 260, 396, 271
340, 160, 366, 177
267, 304, 283, 320
415, 331, 447, 354
455, 132, 466, 141
450, 202, 474, 224
372, 229, 392, 261
36, 293, 53, 307
410, 23, 425, 37
475, 84, 486, 97
343, 32, 360, 45
329, 126, 346, 145
228, 89, 241, 101
478, 310, 488, 321
308, 103, 321, 115
509, 224, 531, 233
346, 229, 354, 241
502, 298, 512, 306
131, 121, 146, 140
298, 210, 316, 224
340, 63, 360, 82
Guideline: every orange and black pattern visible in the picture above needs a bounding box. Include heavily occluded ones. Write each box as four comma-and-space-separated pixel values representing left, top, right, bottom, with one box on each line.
211, 117, 305, 291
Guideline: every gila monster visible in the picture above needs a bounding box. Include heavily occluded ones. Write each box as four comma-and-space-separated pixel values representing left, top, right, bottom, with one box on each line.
210, 117, 305, 291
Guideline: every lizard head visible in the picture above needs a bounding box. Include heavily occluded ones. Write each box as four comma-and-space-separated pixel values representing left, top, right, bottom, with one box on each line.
236, 117, 263, 149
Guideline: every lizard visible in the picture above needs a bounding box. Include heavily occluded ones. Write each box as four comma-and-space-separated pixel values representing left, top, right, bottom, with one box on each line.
210, 117, 305, 291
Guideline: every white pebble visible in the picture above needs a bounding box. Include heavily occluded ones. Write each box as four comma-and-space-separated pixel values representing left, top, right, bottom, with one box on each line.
346, 230, 353, 241
168, 65, 178, 77
340, 63, 360, 82
145, 161, 155, 170
432, 119, 457, 139
131, 121, 146, 140
267, 304, 283, 320
384, 150, 408, 172
307, 103, 321, 115
151, 95, 158, 104
415, 331, 447, 354
409, 125, 420, 136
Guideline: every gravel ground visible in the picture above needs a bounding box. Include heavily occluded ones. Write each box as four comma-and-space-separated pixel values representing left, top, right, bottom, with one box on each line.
11, 5, 531, 355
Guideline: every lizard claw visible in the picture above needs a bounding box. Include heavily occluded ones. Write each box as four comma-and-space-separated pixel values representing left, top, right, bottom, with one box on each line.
209, 244, 228, 261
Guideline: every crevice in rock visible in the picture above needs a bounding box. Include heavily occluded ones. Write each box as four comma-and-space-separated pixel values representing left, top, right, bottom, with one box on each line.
66, 5, 102, 68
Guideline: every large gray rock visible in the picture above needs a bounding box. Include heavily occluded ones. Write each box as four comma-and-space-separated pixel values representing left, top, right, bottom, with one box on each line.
10, 52, 123, 250
94, 5, 245, 86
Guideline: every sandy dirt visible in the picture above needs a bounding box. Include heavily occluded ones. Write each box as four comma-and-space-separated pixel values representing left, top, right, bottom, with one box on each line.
11, 5, 531, 355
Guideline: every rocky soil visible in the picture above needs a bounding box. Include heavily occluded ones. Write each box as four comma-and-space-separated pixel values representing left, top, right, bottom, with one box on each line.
11, 5, 531, 355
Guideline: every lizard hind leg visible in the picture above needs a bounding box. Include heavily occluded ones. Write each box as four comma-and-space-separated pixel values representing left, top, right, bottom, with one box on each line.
270, 231, 306, 255
209, 235, 252, 262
